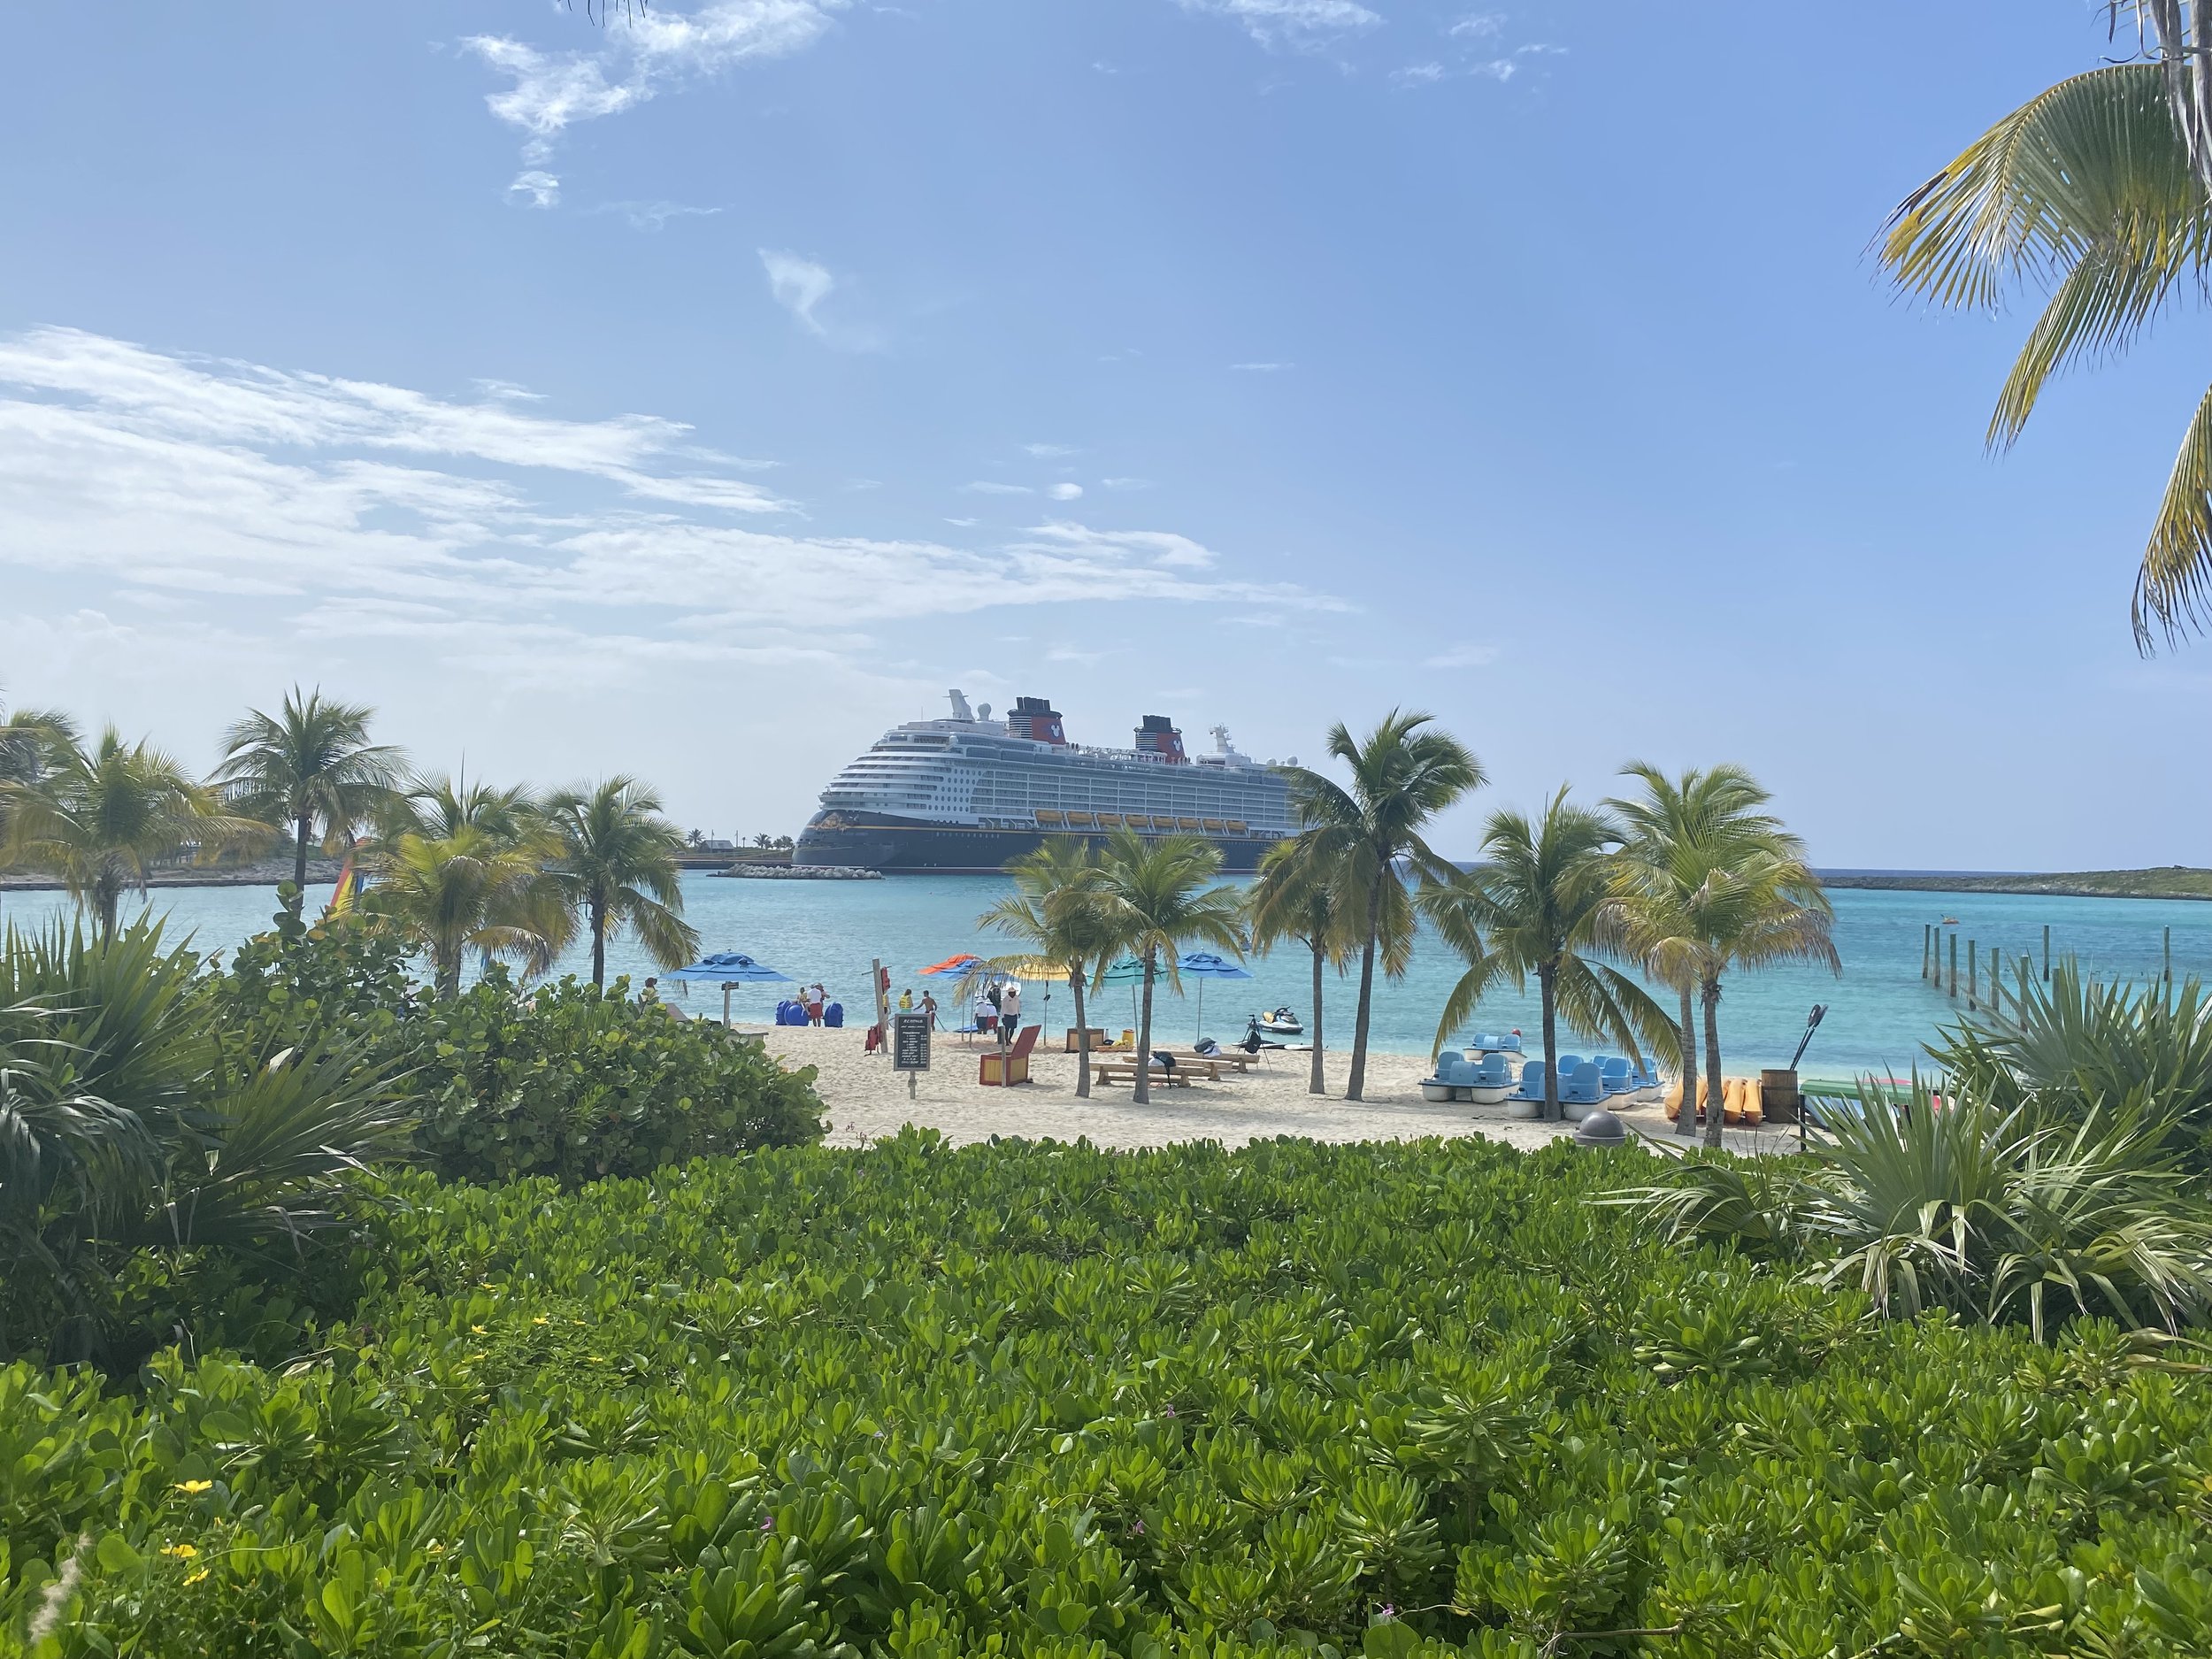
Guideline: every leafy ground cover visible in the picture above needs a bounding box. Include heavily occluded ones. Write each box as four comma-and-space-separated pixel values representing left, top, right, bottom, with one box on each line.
7, 1133, 2212, 1659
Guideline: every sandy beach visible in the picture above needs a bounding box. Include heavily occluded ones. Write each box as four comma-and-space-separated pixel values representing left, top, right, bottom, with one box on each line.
751, 1026, 1792, 1155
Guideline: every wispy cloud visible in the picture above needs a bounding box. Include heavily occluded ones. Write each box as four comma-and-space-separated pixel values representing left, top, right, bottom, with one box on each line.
962, 480, 1032, 495
0, 329, 1338, 696
1448, 12, 1504, 38
597, 199, 724, 231
1046, 482, 1084, 501
1176, 0, 1383, 50
1101, 477, 1154, 489
506, 170, 563, 209
1231, 361, 1292, 373
467, 2, 844, 204
1023, 442, 1078, 457
760, 250, 836, 336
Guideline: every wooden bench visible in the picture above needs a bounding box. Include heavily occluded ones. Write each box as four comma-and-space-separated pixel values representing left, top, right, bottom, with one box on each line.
1158, 1048, 1260, 1072
1079, 1066, 1203, 1093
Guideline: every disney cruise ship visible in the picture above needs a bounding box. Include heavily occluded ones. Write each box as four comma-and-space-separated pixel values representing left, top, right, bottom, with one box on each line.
794, 692, 1294, 873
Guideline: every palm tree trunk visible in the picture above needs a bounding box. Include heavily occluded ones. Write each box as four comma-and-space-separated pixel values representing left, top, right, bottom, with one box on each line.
293, 811, 312, 903
1072, 972, 1091, 1099
1134, 951, 1156, 1105
1539, 960, 1560, 1122
1701, 975, 1725, 1149
1348, 865, 1385, 1102
1675, 983, 1699, 1137
590, 893, 607, 989
96, 867, 119, 943
1309, 939, 1326, 1095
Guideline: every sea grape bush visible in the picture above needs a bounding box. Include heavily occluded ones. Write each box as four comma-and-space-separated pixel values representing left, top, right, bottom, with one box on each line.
220, 910, 826, 1187
7, 1133, 2212, 1658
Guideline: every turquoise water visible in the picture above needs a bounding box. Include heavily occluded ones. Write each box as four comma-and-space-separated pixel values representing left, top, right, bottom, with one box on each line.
4, 877, 2208, 1071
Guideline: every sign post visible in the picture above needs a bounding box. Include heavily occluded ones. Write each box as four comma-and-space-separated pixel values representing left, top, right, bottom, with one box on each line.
892, 1010, 931, 1101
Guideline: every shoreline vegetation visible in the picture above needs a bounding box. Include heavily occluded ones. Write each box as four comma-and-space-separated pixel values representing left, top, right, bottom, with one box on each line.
1820, 866, 2212, 902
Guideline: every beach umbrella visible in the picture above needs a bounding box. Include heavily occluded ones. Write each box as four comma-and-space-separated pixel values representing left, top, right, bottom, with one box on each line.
1096, 956, 1148, 1032
1175, 950, 1253, 1041
919, 953, 982, 976
661, 951, 794, 1025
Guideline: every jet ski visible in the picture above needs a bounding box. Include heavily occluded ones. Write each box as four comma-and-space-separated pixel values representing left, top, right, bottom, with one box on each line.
1253, 1006, 1304, 1037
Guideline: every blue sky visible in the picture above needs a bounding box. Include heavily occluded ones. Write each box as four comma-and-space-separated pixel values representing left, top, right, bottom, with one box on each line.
2, 1, 2201, 867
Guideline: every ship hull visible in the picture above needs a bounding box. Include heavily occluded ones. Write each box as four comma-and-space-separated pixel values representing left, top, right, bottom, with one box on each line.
795, 810, 1277, 875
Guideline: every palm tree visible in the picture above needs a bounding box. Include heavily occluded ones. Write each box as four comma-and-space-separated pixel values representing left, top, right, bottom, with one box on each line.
1880, 53, 2212, 647
1418, 789, 1674, 1123
1606, 765, 1754, 1140
541, 777, 700, 989
1609, 764, 1838, 1148
385, 771, 540, 842
0, 702, 77, 852
214, 688, 404, 908
979, 838, 1117, 1098
1087, 828, 1248, 1104
1279, 711, 1483, 1102
2, 728, 261, 939
362, 826, 566, 998
1248, 834, 1356, 1095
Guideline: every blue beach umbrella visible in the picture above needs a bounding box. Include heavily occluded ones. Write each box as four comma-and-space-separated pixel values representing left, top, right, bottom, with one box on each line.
662, 951, 795, 1025
1176, 951, 1253, 1041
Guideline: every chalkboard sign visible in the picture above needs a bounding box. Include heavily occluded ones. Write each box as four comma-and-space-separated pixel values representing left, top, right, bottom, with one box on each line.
892, 1011, 931, 1071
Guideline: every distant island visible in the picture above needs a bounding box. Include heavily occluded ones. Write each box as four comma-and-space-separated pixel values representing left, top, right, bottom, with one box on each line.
1821, 867, 2212, 902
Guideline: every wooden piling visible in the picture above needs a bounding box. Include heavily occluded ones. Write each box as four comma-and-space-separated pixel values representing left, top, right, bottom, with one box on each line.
1991, 947, 2001, 1020
1968, 938, 1978, 1009
2165, 926, 2174, 1010
1949, 932, 1958, 998
1923, 923, 1932, 981
2043, 924, 2052, 982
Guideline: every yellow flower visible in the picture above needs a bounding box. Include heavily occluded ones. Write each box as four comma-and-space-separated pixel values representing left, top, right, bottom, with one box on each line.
161, 1543, 199, 1559
470, 1325, 488, 1335
174, 1479, 214, 1495
531, 1317, 549, 1326
184, 1568, 210, 1586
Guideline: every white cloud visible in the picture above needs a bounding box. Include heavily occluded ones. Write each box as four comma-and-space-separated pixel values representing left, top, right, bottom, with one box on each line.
757, 250, 877, 348
944, 516, 979, 526
962, 480, 1032, 495
1448, 12, 1505, 37
1046, 482, 1084, 501
0, 330, 1336, 695
599, 199, 724, 231
1393, 62, 1445, 85
1023, 442, 1078, 457
1231, 361, 1292, 372
1101, 477, 1154, 490
507, 170, 563, 209
1176, 0, 1382, 49
466, 3, 843, 193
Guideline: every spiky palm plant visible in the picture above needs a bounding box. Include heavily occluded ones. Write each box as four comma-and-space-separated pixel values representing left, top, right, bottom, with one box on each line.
0, 918, 408, 1363
214, 688, 404, 907
1248, 834, 1358, 1095
980, 838, 1117, 1098
1418, 788, 1673, 1122
540, 777, 699, 989
1279, 711, 1482, 1102
3, 727, 263, 939
1088, 829, 1247, 1105
1881, 43, 2212, 646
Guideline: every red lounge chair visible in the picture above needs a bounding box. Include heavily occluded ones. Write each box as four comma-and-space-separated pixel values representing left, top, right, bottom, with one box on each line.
979, 1024, 1040, 1086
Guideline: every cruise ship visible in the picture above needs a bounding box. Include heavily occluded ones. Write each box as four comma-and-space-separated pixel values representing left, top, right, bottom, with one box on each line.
794, 692, 1294, 873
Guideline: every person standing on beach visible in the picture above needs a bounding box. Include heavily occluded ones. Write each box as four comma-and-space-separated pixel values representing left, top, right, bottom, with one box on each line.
998, 980, 1021, 1044
898, 987, 913, 1012
922, 989, 938, 1029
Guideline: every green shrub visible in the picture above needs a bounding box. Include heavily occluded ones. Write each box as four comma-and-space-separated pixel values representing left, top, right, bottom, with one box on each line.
219, 907, 825, 1186
6, 1133, 2212, 1658
405, 974, 824, 1186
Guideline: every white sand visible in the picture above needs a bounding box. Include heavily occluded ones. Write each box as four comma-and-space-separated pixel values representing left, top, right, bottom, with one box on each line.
749, 1026, 1792, 1156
